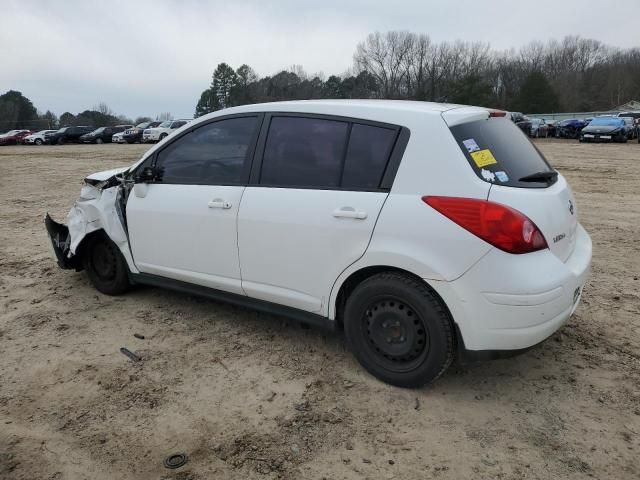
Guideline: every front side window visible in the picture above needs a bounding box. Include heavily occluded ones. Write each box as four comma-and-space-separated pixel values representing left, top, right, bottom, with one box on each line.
155, 116, 258, 185
260, 116, 349, 188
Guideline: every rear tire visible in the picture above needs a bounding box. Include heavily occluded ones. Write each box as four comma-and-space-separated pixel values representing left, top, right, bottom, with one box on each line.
343, 272, 455, 388
82, 233, 130, 295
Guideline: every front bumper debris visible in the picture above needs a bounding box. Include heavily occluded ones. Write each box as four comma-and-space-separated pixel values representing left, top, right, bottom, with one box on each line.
44, 213, 81, 270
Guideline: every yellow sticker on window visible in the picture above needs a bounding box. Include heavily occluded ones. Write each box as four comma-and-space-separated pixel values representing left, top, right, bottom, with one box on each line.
470, 149, 498, 168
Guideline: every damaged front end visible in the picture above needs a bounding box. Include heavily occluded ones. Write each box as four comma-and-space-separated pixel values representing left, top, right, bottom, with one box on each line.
44, 213, 81, 270
45, 166, 137, 273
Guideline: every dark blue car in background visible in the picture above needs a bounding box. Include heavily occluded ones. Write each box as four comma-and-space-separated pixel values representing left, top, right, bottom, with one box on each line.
555, 118, 587, 139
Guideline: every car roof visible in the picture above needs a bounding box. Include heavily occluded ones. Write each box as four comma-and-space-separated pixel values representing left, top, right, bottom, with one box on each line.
195, 99, 483, 129
221, 99, 460, 115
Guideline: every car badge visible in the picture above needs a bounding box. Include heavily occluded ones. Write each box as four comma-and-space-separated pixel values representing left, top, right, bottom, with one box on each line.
568, 200, 574, 215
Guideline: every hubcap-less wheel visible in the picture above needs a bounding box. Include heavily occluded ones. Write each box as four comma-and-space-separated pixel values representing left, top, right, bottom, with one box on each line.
89, 240, 117, 283
364, 298, 429, 372
83, 234, 130, 295
343, 272, 455, 387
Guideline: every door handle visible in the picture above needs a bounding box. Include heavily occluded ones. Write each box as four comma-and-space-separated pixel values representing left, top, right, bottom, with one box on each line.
208, 199, 232, 209
332, 207, 367, 220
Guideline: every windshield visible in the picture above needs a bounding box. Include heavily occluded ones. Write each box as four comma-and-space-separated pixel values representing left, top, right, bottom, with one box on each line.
158, 121, 171, 128
57, 128, 68, 133
91, 127, 105, 134
589, 117, 624, 127
136, 122, 149, 128
3, 130, 20, 136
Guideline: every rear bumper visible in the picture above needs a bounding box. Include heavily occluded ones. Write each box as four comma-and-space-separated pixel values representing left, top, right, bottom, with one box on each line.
430, 223, 592, 351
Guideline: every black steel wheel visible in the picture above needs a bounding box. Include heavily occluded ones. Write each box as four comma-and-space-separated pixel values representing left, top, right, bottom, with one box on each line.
344, 272, 455, 388
82, 233, 130, 295
363, 297, 429, 373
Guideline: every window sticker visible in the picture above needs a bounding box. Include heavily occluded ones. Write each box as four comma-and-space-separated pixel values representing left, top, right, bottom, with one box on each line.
495, 171, 509, 182
462, 138, 480, 153
480, 169, 496, 182
470, 149, 497, 168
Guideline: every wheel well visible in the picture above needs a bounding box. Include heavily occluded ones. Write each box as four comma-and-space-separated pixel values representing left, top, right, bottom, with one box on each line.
335, 267, 445, 321
335, 265, 459, 352
73, 229, 107, 268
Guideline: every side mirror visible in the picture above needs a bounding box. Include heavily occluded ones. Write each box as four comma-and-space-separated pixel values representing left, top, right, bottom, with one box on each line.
137, 166, 158, 183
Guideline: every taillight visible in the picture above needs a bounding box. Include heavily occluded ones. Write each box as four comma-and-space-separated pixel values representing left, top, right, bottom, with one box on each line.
422, 196, 548, 254
489, 110, 507, 117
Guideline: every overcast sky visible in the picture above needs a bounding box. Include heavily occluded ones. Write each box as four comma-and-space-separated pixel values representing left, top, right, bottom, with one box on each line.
1, 0, 639, 120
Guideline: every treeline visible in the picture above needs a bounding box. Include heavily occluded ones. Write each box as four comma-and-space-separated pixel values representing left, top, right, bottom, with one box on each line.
0, 90, 171, 131
195, 32, 640, 116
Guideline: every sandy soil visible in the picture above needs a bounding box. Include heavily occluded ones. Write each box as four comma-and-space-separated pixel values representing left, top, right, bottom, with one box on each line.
0, 139, 639, 480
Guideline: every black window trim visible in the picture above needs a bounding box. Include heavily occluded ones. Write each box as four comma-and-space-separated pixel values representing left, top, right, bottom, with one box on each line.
249, 112, 410, 192
140, 112, 265, 186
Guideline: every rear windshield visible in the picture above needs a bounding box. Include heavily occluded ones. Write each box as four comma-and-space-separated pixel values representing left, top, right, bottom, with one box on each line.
450, 117, 554, 188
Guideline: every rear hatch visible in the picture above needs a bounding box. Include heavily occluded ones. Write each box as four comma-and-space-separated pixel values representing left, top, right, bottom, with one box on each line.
445, 112, 578, 262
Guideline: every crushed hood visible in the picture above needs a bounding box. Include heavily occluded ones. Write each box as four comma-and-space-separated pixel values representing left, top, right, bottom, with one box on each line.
84, 167, 129, 183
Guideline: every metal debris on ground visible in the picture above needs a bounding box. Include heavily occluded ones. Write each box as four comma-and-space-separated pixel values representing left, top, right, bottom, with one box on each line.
119, 347, 141, 362
164, 453, 188, 469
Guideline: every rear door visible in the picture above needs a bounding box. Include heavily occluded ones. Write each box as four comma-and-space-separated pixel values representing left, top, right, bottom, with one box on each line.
127, 114, 262, 293
447, 115, 577, 261
237, 115, 401, 314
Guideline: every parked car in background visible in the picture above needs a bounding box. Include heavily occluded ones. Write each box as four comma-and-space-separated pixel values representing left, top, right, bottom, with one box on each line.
620, 117, 636, 140
579, 117, 627, 143
529, 118, 549, 138
142, 119, 190, 143
43, 130, 58, 144
112, 132, 127, 144
49, 126, 94, 145
45, 100, 591, 387
0, 129, 33, 145
23, 130, 57, 145
123, 121, 161, 144
616, 111, 640, 124
509, 112, 532, 136
555, 119, 586, 139
545, 120, 557, 138
80, 125, 133, 144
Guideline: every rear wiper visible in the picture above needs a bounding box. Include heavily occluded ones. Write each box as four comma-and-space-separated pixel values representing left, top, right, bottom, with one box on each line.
519, 170, 558, 183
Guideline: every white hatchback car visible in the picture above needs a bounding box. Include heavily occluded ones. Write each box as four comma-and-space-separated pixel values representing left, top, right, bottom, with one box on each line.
45, 100, 591, 387
142, 119, 191, 143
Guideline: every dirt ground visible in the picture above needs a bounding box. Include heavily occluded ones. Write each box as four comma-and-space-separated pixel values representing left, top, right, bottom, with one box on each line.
0, 139, 638, 480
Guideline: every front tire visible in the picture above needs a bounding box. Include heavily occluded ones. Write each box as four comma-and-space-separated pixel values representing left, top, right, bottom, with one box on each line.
159, 133, 168, 141
35, 138, 43, 145
82, 233, 130, 295
96, 137, 104, 144
343, 272, 455, 388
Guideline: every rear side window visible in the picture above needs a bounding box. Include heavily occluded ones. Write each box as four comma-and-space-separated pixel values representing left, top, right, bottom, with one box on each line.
450, 117, 554, 188
341, 124, 397, 189
155, 116, 258, 185
260, 117, 349, 188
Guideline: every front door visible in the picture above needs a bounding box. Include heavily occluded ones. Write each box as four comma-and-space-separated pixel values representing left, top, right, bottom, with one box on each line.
127, 115, 262, 294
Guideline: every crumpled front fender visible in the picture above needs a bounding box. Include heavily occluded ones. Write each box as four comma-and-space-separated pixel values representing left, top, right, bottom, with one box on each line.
66, 187, 129, 255
46, 183, 139, 274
